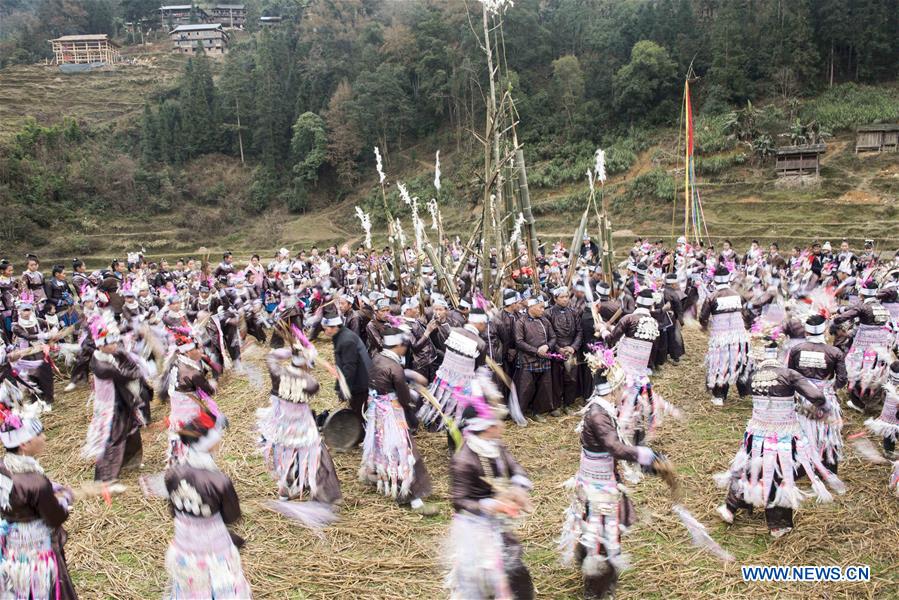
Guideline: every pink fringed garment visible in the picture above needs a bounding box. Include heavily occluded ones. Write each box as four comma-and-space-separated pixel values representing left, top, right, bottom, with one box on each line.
359, 393, 416, 499
81, 376, 117, 461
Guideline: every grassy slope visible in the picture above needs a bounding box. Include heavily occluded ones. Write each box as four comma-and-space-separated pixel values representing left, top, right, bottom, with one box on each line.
33, 133, 899, 268
43, 329, 899, 599
0, 44, 184, 141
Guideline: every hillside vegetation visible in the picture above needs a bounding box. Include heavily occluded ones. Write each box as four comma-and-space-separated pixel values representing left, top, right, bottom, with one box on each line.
0, 0, 898, 262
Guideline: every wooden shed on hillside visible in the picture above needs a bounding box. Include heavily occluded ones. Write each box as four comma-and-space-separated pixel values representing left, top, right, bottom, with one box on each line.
50, 34, 120, 66
856, 124, 899, 153
775, 143, 825, 177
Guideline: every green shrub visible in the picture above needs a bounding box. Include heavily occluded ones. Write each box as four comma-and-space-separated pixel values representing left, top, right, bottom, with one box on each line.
620, 168, 675, 204
604, 144, 637, 175
284, 180, 309, 213
247, 167, 279, 213
695, 152, 747, 176
531, 190, 588, 215
694, 113, 736, 154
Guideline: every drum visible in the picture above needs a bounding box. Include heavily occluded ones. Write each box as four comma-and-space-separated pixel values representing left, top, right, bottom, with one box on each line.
322, 408, 364, 451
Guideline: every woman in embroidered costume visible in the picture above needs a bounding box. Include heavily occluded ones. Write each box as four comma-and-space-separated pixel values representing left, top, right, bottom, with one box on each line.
359, 326, 438, 516
601, 289, 677, 461
160, 332, 221, 466
417, 322, 485, 431
0, 406, 77, 599
9, 300, 56, 406
256, 342, 341, 504
164, 409, 251, 599
786, 315, 847, 474
715, 339, 845, 537
558, 361, 660, 600
81, 312, 148, 482
866, 362, 899, 461
699, 265, 751, 406
0, 345, 43, 411
831, 280, 894, 412
446, 401, 534, 600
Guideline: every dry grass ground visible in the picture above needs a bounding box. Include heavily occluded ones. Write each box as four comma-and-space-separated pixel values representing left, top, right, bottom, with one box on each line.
37, 327, 899, 599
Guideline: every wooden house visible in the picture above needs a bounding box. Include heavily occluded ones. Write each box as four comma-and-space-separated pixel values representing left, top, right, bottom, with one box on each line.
211, 4, 246, 28
50, 34, 120, 66
169, 23, 229, 55
856, 124, 899, 153
160, 4, 209, 26
774, 144, 825, 177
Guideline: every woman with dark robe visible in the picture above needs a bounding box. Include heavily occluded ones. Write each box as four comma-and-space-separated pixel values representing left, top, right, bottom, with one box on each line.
160, 332, 221, 466
81, 313, 147, 482
257, 343, 341, 504
0, 407, 77, 599
446, 400, 534, 599
164, 409, 252, 598
715, 339, 845, 538
559, 364, 659, 600
359, 326, 437, 516
10, 301, 55, 406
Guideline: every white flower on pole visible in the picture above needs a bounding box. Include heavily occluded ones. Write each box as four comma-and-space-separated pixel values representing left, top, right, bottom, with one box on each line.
397, 182, 412, 206
587, 169, 595, 195
355, 206, 372, 249
411, 197, 425, 250
374, 146, 385, 184
594, 148, 606, 184
509, 212, 526, 247
427, 199, 439, 230
395, 218, 407, 247
434, 150, 441, 191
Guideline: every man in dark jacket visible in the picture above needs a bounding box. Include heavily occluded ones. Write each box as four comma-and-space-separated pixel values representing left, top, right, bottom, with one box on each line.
323, 312, 372, 420
547, 286, 582, 414
514, 295, 557, 421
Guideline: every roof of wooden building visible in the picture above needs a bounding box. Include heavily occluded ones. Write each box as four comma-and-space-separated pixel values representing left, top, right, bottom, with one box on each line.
775, 143, 826, 156
170, 23, 225, 32
857, 124, 899, 132
52, 34, 112, 42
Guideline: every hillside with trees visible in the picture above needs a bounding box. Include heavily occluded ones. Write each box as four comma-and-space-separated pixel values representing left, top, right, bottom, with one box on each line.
1, 0, 898, 258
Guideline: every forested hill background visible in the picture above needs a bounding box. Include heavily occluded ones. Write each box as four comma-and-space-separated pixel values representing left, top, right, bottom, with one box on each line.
1, 0, 898, 260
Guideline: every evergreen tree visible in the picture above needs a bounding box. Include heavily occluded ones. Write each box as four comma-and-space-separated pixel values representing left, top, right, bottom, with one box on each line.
324, 80, 362, 188
139, 104, 159, 163
613, 40, 679, 124
157, 100, 183, 164
350, 63, 414, 159
219, 47, 257, 161
254, 30, 293, 168
552, 55, 585, 130
290, 111, 327, 185
179, 53, 220, 159
707, 1, 754, 102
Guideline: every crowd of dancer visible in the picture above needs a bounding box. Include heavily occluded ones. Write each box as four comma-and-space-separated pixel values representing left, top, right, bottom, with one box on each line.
0, 233, 897, 599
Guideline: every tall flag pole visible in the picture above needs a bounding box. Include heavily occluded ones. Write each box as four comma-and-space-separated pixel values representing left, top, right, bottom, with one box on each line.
683, 79, 710, 247
684, 79, 694, 245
